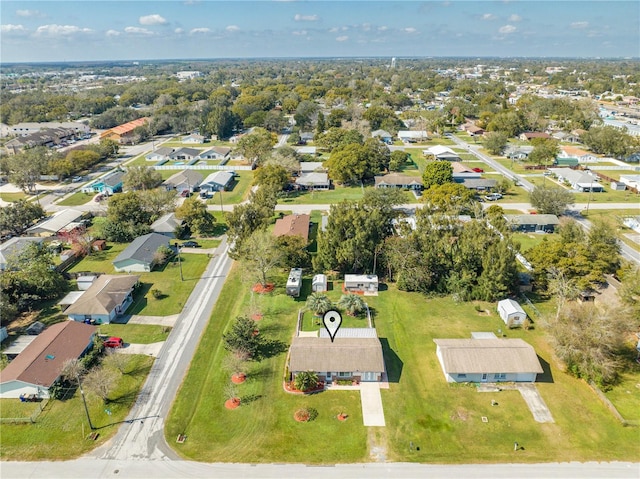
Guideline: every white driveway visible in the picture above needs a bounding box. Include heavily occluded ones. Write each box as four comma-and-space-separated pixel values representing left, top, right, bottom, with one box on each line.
118, 342, 165, 357
517, 383, 554, 423
360, 382, 386, 427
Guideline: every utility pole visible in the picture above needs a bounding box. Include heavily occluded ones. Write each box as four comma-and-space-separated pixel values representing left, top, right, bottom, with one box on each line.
219, 189, 223, 212
77, 375, 95, 430
175, 242, 184, 281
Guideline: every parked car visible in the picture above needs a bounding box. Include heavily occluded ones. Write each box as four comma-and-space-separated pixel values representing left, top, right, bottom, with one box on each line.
94, 194, 105, 202
72, 176, 83, 182
472, 167, 484, 173
103, 337, 124, 348
180, 190, 191, 197
181, 241, 200, 248
484, 193, 503, 201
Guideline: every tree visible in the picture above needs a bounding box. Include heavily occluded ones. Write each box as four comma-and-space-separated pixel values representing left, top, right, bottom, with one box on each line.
315, 112, 326, 135
175, 197, 216, 236
123, 166, 162, 191
325, 142, 386, 184
84, 366, 119, 403
138, 188, 176, 221
529, 186, 575, 215
422, 182, 474, 213
474, 240, 519, 301
617, 264, 640, 319
61, 358, 86, 385
226, 187, 277, 256
389, 150, 410, 172
223, 316, 262, 358
275, 235, 310, 268
528, 138, 560, 166
103, 349, 130, 375
305, 293, 333, 316
338, 294, 366, 317
6, 147, 53, 193
293, 100, 318, 130
422, 161, 454, 189
294, 371, 319, 392
107, 191, 152, 225
582, 126, 634, 159
0, 199, 45, 235
483, 131, 508, 155
363, 105, 398, 130
239, 230, 282, 287
207, 105, 237, 139
235, 127, 275, 164
254, 164, 290, 191
545, 302, 629, 387
315, 127, 363, 151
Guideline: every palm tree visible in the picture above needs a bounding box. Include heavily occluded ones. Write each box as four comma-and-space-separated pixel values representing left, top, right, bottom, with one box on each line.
305, 293, 332, 316
338, 294, 366, 317
294, 371, 319, 392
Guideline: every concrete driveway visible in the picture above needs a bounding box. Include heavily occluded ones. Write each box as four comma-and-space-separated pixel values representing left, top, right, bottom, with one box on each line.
118, 342, 165, 357
360, 382, 386, 427
516, 383, 554, 423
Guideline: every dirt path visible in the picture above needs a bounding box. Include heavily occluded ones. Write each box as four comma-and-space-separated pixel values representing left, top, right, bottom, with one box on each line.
367, 428, 388, 462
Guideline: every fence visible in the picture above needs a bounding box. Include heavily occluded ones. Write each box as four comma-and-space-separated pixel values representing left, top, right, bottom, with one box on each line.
154, 164, 253, 171
0, 399, 48, 424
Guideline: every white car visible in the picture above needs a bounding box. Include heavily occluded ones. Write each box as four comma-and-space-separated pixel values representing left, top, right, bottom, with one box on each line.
484, 193, 503, 201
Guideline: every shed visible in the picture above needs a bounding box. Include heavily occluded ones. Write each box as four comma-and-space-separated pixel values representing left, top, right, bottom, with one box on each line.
497, 299, 527, 327
343, 274, 378, 295
610, 181, 627, 191
312, 274, 327, 293
286, 268, 303, 297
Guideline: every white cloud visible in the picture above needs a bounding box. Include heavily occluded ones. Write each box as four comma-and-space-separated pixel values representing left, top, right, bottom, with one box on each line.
329, 27, 338, 33
498, 25, 517, 34
294, 14, 319, 22
225, 25, 240, 32
404, 27, 418, 34
124, 26, 154, 36
571, 21, 589, 29
35, 24, 92, 36
1, 24, 26, 33
106, 29, 120, 37
482, 13, 496, 21
139, 14, 167, 26
292, 30, 308, 36
378, 26, 388, 32
175, 28, 184, 34
16, 9, 42, 18
190, 27, 210, 34
508, 14, 522, 22
336, 35, 348, 42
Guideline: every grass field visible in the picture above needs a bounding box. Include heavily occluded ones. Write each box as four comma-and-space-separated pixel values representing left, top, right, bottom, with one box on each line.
0, 354, 154, 461
98, 324, 171, 344
166, 265, 640, 464
205, 171, 254, 205
68, 245, 210, 316
57, 191, 94, 206
512, 232, 556, 253
0, 191, 28, 202
278, 185, 416, 206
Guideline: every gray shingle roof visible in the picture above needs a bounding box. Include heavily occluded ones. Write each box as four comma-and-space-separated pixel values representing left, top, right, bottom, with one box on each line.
112, 233, 169, 267
64, 274, 139, 316
289, 337, 385, 373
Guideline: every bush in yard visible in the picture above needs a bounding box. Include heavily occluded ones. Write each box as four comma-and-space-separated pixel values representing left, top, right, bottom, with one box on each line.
294, 371, 319, 392
223, 316, 262, 359
151, 288, 163, 299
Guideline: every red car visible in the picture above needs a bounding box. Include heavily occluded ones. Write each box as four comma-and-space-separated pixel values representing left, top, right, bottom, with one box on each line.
104, 337, 124, 348
472, 167, 484, 173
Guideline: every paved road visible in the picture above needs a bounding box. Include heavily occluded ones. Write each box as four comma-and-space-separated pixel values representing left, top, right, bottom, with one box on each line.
89, 237, 233, 461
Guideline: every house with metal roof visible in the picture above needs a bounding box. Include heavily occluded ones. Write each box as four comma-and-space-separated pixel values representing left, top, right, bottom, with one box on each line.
434, 338, 543, 383
64, 274, 139, 324
423, 145, 461, 161
26, 209, 85, 236
504, 214, 560, 233
295, 172, 330, 190
112, 233, 169, 272
100, 118, 149, 144
0, 321, 96, 398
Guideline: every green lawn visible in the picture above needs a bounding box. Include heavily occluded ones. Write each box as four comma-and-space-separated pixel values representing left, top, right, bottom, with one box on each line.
98, 324, 171, 344
206, 171, 254, 205
68, 245, 210, 316
57, 191, 94, 206
512, 232, 556, 253
0, 354, 154, 461
278, 185, 416, 205
167, 265, 640, 464
0, 192, 28, 202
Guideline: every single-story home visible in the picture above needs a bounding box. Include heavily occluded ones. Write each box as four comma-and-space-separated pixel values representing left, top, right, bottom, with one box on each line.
622, 216, 640, 234
162, 169, 204, 193
286, 268, 303, 297
619, 175, 640, 190
519, 132, 551, 141
463, 124, 485, 136
312, 274, 327, 293
371, 129, 393, 143
559, 146, 598, 163
0, 237, 44, 270
26, 209, 85, 237
198, 146, 231, 161
423, 145, 461, 161
295, 172, 330, 190
374, 174, 423, 190
505, 146, 533, 160
434, 337, 543, 383
504, 214, 560, 233
343, 274, 378, 295
169, 147, 201, 162
398, 130, 428, 143
201, 171, 235, 192
548, 168, 604, 192
0, 321, 96, 399
289, 330, 385, 383
81, 170, 124, 196
296, 146, 317, 155
112, 232, 169, 273
64, 274, 139, 324
273, 214, 310, 242
299, 132, 315, 144
145, 147, 175, 162
497, 298, 527, 327
456, 178, 497, 191
299, 162, 326, 174
451, 162, 481, 179
151, 213, 184, 238
182, 133, 205, 144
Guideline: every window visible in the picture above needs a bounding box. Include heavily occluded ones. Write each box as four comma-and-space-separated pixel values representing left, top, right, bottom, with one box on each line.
338, 372, 351, 377
495, 373, 507, 380
457, 374, 467, 379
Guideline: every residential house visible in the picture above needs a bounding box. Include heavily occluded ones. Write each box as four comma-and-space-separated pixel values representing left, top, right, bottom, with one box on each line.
169, 147, 201, 162
162, 169, 204, 193
201, 171, 235, 192
273, 214, 310, 242
519, 132, 551, 141
0, 321, 96, 399
434, 337, 543, 383
295, 172, 330, 190
398, 130, 428, 143
623, 216, 640, 234
26, 209, 85, 237
100, 118, 149, 144
423, 145, 461, 161
374, 174, 423, 190
145, 147, 175, 162
198, 146, 231, 161
0, 237, 44, 270
182, 133, 205, 144
451, 162, 481, 180
81, 170, 124, 195
548, 168, 604, 192
497, 299, 527, 327
461, 123, 485, 136
151, 213, 184, 238
112, 233, 169, 272
559, 146, 598, 163
343, 274, 378, 295
299, 162, 325, 174
619, 175, 640, 190
506, 146, 533, 160
176, 71, 203, 81
456, 178, 497, 191
504, 214, 560, 233
288, 329, 385, 384
64, 274, 139, 324
286, 268, 303, 297
371, 129, 393, 144
295, 146, 317, 155
312, 274, 327, 293
299, 132, 315, 144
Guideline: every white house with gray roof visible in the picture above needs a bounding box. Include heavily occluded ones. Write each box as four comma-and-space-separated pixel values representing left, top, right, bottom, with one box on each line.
112, 233, 169, 272
548, 168, 604, 192
201, 171, 235, 192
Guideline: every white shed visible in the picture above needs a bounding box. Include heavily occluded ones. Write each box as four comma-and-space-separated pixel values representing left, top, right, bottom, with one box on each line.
497, 299, 526, 327
312, 274, 327, 293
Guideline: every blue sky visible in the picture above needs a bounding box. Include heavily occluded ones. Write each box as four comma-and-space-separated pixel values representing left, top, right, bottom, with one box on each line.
1, 1, 638, 63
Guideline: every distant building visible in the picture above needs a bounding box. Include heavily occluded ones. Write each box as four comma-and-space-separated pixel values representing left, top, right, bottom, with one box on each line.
100, 118, 149, 144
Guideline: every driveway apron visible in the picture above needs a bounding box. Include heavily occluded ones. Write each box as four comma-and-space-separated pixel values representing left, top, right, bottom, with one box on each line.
360, 382, 386, 427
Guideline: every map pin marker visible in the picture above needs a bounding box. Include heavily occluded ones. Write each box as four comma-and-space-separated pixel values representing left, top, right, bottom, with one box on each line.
323, 310, 342, 342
